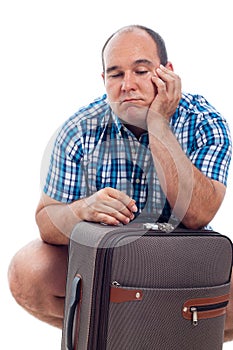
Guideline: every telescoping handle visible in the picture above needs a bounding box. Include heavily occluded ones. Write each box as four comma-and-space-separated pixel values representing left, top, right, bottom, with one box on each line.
66, 275, 82, 350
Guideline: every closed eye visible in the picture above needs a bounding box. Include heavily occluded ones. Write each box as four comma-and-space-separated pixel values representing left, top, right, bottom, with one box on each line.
109, 72, 124, 78
135, 70, 149, 75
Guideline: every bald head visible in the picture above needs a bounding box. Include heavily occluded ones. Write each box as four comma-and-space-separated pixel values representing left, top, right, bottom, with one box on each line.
101, 25, 168, 73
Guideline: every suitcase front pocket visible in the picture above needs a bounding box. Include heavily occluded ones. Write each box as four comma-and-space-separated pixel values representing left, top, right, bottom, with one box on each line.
107, 282, 230, 350
182, 294, 229, 326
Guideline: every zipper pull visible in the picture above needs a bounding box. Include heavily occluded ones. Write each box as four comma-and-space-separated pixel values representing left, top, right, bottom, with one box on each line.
191, 307, 198, 326
112, 281, 121, 287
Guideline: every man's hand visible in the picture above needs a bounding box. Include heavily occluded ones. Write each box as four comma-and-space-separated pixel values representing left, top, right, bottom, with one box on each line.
148, 64, 182, 123
78, 187, 138, 226
36, 189, 138, 245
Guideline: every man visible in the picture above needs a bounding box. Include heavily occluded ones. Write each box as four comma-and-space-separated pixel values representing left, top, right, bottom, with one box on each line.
8, 25, 233, 341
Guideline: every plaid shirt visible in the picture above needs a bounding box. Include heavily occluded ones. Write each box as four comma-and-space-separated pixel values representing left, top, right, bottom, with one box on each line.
44, 92, 232, 220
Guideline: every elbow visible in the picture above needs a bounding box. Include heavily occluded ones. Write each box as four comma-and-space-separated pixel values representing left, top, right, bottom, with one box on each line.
35, 206, 69, 245
181, 218, 209, 230
35, 208, 49, 242
35, 207, 54, 244
179, 182, 226, 229
181, 209, 216, 230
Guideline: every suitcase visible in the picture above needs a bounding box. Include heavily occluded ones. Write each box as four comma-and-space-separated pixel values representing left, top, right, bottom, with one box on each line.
61, 221, 232, 350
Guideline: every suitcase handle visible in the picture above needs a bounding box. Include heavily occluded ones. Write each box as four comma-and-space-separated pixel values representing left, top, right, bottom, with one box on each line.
66, 275, 82, 350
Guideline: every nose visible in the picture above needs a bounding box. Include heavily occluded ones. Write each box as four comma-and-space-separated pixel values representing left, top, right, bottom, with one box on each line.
121, 71, 137, 92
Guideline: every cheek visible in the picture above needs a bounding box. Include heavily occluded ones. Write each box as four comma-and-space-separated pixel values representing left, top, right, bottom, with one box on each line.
143, 80, 157, 103
105, 81, 119, 100
141, 74, 156, 93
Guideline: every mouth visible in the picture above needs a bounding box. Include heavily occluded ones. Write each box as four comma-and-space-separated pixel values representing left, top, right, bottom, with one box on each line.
120, 98, 143, 105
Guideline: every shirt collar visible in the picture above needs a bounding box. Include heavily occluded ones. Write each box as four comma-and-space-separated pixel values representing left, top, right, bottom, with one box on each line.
109, 109, 149, 145
109, 109, 123, 134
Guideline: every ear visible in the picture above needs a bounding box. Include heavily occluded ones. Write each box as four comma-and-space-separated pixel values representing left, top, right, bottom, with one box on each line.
165, 61, 174, 72
101, 72, 105, 83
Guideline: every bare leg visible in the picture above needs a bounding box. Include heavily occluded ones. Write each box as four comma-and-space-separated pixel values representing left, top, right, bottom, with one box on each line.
8, 239, 68, 328
224, 269, 233, 342
9, 239, 233, 340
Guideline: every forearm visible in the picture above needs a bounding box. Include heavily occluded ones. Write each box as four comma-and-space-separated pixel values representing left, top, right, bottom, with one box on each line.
35, 189, 137, 245
35, 197, 86, 245
148, 118, 225, 228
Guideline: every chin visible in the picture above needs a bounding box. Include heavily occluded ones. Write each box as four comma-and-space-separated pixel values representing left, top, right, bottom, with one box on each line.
121, 106, 147, 127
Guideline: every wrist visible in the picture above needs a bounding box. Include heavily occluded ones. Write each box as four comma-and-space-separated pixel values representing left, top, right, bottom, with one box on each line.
147, 112, 170, 138
68, 198, 87, 221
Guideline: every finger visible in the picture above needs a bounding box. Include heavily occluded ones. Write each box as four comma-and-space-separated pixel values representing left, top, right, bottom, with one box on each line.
151, 74, 160, 89
81, 198, 125, 225
101, 204, 134, 224
127, 199, 138, 213
84, 188, 137, 224
100, 196, 136, 223
156, 67, 175, 90
156, 65, 181, 93
108, 200, 136, 222
88, 203, 133, 225
105, 188, 138, 213
96, 213, 121, 226
157, 64, 176, 78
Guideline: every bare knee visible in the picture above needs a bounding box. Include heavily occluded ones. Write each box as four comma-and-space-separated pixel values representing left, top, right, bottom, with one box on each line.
8, 239, 68, 316
8, 240, 39, 309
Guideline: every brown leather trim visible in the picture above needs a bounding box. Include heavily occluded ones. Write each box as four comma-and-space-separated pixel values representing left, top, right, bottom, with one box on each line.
182, 294, 229, 321
110, 286, 143, 303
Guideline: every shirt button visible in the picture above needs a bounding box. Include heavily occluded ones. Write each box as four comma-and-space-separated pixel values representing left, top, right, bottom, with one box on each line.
135, 178, 140, 184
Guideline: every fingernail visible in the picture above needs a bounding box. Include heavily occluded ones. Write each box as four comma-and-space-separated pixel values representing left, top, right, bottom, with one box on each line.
130, 214, 135, 220
124, 218, 130, 224
131, 204, 138, 212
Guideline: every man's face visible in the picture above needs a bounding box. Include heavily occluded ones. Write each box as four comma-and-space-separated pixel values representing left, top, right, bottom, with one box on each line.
102, 29, 161, 129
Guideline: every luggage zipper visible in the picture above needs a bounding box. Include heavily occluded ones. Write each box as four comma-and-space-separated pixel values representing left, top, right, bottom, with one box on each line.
190, 307, 198, 326
183, 295, 229, 326
189, 301, 229, 326
112, 284, 229, 323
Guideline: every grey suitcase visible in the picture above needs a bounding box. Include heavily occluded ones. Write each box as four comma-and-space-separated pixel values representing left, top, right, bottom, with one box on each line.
61, 221, 232, 350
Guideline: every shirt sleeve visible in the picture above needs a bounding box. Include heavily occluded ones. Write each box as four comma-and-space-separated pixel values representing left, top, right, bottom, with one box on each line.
43, 118, 85, 202
189, 107, 232, 186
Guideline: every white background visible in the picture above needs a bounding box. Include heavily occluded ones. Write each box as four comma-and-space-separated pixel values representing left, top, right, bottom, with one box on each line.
1, 0, 233, 348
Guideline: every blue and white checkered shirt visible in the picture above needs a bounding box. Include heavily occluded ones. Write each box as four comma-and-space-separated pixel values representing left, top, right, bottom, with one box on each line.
44, 92, 232, 220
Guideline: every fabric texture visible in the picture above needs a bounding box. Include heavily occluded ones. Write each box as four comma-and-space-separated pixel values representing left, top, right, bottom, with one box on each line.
61, 222, 233, 350
44, 92, 232, 220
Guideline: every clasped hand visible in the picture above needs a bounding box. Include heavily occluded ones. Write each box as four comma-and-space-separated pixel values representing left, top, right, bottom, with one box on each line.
80, 187, 138, 226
